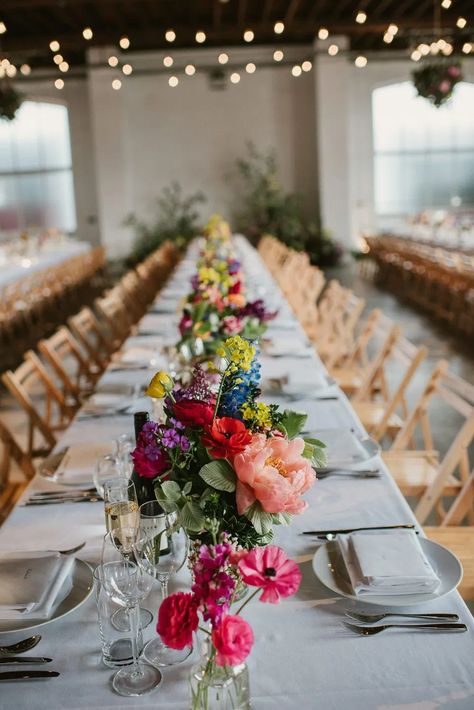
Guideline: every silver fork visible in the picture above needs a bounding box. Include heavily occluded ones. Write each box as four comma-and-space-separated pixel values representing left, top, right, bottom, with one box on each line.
344, 621, 467, 635
345, 610, 459, 623
54, 542, 86, 555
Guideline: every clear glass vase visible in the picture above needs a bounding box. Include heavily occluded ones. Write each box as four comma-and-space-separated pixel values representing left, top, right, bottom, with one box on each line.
189, 641, 250, 710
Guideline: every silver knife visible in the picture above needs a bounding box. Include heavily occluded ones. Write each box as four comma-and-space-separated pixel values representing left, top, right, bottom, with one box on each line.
0, 657, 52, 665
30, 488, 97, 498
0, 670, 59, 681
24, 496, 100, 506
301, 524, 417, 539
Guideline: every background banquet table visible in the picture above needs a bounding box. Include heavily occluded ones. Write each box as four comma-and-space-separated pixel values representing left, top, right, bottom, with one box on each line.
0, 237, 473, 710
0, 239, 91, 288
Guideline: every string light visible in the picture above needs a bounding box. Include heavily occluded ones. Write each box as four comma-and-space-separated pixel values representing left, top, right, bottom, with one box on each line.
185, 64, 196, 75
442, 42, 453, 55
430, 41, 440, 54
54, 78, 64, 90
301, 60, 312, 72
49, 40, 60, 52
59, 61, 69, 72
112, 78, 122, 90
165, 29, 176, 42
20, 63, 31, 75
53, 54, 63, 64
245, 62, 256, 74
168, 76, 179, 87
383, 33, 394, 43
354, 55, 367, 67
388, 24, 398, 35
418, 43, 430, 55
274, 21, 285, 34
441, 0, 451, 7
291, 65, 302, 77
462, 42, 472, 53
0, 21, 6, 34
6, 64, 16, 77
273, 50, 284, 61
437, 38, 447, 49
456, 17, 467, 29
218, 52, 229, 64
318, 27, 329, 40
163, 56, 174, 67
1, 59, 10, 68
411, 49, 422, 61
108, 55, 119, 67
82, 27, 93, 40
122, 63, 133, 75
328, 44, 339, 56
243, 29, 254, 42
195, 31, 206, 43
356, 11, 367, 24
230, 72, 240, 83
119, 36, 130, 49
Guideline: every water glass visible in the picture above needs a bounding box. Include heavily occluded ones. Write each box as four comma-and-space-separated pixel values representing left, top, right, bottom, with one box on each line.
94, 454, 121, 498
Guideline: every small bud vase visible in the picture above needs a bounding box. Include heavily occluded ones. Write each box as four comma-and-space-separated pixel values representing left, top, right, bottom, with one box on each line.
189, 640, 250, 710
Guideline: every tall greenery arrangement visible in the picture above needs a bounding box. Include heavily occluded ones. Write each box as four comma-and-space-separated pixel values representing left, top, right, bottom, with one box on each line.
234, 143, 342, 267
126, 182, 207, 264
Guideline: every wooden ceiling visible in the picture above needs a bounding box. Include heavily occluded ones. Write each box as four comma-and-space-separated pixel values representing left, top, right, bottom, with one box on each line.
1, 0, 473, 68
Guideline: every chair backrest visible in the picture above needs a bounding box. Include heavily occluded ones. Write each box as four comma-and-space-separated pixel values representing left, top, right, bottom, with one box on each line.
391, 361, 474, 525
0, 416, 36, 489
68, 307, 112, 370
38, 326, 97, 403
94, 289, 132, 344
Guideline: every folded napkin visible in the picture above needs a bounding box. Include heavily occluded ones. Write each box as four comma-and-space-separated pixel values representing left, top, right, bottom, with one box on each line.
338, 530, 440, 596
0, 552, 74, 620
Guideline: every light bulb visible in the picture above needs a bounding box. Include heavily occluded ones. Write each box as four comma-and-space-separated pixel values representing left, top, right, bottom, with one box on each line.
301, 60, 312, 72
218, 52, 229, 64
245, 62, 256, 74
230, 72, 240, 84
168, 75, 179, 87
119, 36, 130, 49
291, 65, 302, 77
274, 21, 284, 34
411, 50, 422, 61
163, 55, 174, 67
53, 54, 63, 64
165, 29, 176, 42
273, 50, 284, 61
355, 55, 367, 67
112, 79, 122, 90
82, 27, 93, 40
244, 29, 254, 42
0, 22, 6, 34
195, 31, 206, 43
20, 63, 31, 75
50, 40, 60, 52
108, 55, 119, 67
328, 44, 339, 56
356, 11, 367, 24
185, 64, 196, 75
456, 17, 467, 29
318, 27, 329, 40
122, 64, 133, 75
383, 33, 393, 43
59, 61, 69, 72
54, 78, 64, 89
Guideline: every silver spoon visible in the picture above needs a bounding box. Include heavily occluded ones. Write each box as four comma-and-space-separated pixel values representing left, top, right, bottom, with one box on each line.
0, 636, 42, 656
344, 621, 467, 635
56, 542, 86, 556
345, 610, 459, 623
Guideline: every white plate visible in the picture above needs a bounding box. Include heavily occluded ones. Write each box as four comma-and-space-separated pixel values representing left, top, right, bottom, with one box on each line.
312, 537, 463, 607
0, 559, 94, 634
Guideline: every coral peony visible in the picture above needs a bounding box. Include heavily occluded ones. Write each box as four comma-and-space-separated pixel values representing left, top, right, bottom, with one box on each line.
211, 615, 254, 667
233, 434, 315, 515
156, 592, 198, 650
202, 417, 252, 459
222, 315, 243, 335
173, 399, 215, 427
238, 545, 302, 603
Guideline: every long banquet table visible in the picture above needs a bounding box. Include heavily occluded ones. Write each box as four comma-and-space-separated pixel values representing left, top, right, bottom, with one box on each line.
1, 236, 474, 710
0, 239, 91, 289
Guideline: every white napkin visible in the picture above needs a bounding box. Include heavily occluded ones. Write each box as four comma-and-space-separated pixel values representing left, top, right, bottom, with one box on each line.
54, 441, 115, 484
0, 552, 74, 619
319, 429, 372, 466
338, 530, 441, 596
265, 339, 313, 358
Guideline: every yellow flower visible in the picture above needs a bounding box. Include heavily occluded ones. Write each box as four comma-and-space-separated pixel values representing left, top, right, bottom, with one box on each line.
146, 371, 174, 399
219, 335, 255, 373
241, 402, 273, 431
198, 267, 221, 285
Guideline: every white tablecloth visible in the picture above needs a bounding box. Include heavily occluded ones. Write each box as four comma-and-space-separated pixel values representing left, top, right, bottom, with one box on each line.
1, 237, 473, 709
0, 241, 91, 289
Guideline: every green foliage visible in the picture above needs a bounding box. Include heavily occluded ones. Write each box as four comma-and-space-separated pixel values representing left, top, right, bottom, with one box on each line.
233, 143, 343, 267
199, 460, 236, 492
125, 182, 207, 265
413, 61, 462, 108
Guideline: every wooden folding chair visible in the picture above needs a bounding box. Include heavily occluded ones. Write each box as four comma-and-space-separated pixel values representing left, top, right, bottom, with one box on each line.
68, 307, 114, 372
94, 289, 133, 346
0, 417, 35, 524
352, 332, 427, 442
383, 360, 474, 524
38, 326, 100, 405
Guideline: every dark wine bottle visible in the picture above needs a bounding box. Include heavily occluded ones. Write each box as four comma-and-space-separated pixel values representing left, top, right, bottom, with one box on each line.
129, 411, 158, 506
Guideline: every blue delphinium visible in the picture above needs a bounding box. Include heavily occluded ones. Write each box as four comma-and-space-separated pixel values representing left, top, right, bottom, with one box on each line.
219, 350, 261, 419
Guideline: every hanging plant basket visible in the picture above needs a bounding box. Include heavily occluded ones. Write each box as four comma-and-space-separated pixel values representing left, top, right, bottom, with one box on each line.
0, 80, 22, 121
412, 61, 463, 108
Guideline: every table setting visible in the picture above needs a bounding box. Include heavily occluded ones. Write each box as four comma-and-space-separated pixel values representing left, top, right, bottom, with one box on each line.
1, 218, 473, 709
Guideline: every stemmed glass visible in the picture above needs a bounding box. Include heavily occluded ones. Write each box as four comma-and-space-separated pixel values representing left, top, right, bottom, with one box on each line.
134, 501, 191, 667
115, 434, 135, 478
100, 534, 162, 696
94, 454, 121, 498
102, 479, 153, 630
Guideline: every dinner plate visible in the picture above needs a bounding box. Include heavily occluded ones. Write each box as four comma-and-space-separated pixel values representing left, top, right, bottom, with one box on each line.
0, 559, 94, 634
312, 537, 463, 607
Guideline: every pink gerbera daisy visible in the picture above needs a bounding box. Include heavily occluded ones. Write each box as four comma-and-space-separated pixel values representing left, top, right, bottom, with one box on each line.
237, 546, 302, 603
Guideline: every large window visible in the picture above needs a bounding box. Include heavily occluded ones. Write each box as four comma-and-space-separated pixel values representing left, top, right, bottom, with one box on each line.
0, 100, 76, 232
372, 81, 474, 216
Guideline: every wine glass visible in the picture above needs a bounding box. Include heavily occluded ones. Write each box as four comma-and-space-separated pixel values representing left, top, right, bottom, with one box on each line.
100, 535, 162, 696
103, 480, 153, 630
115, 434, 135, 478
94, 454, 121, 498
134, 502, 191, 667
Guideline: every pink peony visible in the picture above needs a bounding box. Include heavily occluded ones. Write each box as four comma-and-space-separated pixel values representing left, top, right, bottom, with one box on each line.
211, 615, 254, 667
233, 434, 315, 515
238, 546, 302, 603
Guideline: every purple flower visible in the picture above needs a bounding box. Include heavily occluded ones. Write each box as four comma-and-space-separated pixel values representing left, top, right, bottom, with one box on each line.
161, 428, 182, 449
191, 538, 237, 625
169, 417, 185, 431
180, 435, 190, 452
227, 259, 241, 275
240, 299, 277, 322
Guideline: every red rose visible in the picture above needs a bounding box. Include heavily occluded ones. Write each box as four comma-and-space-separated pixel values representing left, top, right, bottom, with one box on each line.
202, 417, 252, 459
156, 592, 198, 650
173, 399, 215, 427
211, 615, 254, 667
131, 448, 169, 479
229, 280, 242, 294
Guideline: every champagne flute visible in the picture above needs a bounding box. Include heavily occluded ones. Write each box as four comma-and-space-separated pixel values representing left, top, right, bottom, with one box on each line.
94, 454, 120, 498
100, 535, 162, 697
134, 502, 191, 667
103, 479, 153, 630
115, 433, 135, 478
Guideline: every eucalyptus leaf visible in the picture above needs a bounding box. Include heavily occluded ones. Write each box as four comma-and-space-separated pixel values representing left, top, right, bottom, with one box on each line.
161, 480, 182, 501
180, 501, 206, 532
182, 481, 192, 496
244, 501, 274, 535
279, 410, 308, 439
154, 485, 180, 513
199, 459, 236, 492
